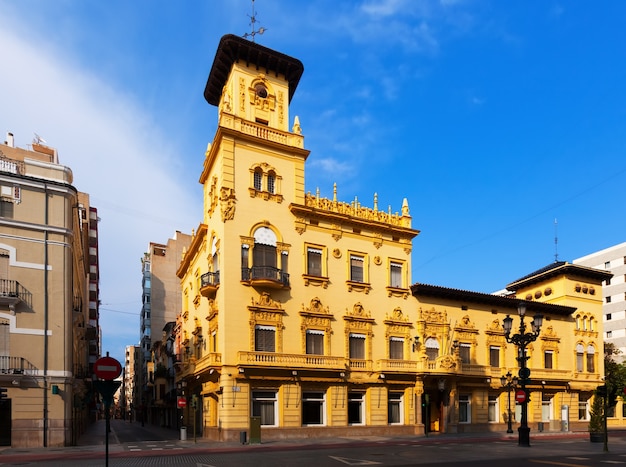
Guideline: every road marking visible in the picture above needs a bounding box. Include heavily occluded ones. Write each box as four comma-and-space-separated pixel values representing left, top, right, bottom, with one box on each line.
565, 458, 590, 461
329, 455, 382, 465
529, 460, 589, 467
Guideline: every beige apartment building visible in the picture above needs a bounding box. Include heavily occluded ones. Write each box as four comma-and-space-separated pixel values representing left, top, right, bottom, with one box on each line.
0, 134, 100, 447
172, 34, 609, 442
140, 233, 191, 428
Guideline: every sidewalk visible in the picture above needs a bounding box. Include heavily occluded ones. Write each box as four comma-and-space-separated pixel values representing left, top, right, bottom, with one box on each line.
0, 420, 610, 465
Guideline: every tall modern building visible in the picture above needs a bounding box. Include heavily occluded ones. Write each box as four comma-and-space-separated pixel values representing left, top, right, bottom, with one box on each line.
575, 242, 626, 357
172, 34, 610, 441
0, 134, 100, 447
140, 233, 191, 427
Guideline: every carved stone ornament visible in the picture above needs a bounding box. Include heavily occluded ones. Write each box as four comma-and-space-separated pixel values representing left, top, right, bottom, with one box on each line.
300, 297, 330, 316
419, 307, 448, 324
439, 355, 457, 370
220, 186, 236, 221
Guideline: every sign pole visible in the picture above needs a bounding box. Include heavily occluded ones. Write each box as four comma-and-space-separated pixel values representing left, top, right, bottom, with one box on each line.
93, 352, 122, 467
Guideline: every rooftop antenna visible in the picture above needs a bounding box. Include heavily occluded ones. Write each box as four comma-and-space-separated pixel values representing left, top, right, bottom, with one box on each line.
554, 218, 559, 262
243, 0, 266, 42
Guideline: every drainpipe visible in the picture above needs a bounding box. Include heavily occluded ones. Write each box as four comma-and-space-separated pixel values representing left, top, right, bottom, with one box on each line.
43, 184, 49, 447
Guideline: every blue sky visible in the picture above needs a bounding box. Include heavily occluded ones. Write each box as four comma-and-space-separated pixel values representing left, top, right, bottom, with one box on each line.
1, 0, 625, 365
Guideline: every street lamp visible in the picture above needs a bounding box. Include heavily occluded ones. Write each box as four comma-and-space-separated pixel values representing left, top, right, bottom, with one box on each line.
503, 302, 543, 447
500, 371, 519, 433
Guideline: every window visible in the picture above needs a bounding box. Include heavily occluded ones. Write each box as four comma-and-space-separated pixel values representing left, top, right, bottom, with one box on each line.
607, 330, 612, 338
389, 337, 404, 360
586, 345, 595, 373
0, 201, 14, 218
254, 169, 263, 191
459, 394, 471, 423
348, 392, 364, 425
388, 392, 403, 424
607, 313, 612, 321
576, 344, 584, 372
349, 333, 366, 359
267, 172, 276, 194
302, 391, 325, 425
390, 261, 403, 288
306, 246, 323, 277
579, 399, 589, 421
425, 338, 439, 361
211, 237, 219, 273
255, 325, 276, 352
306, 330, 324, 355
606, 296, 612, 304
241, 244, 249, 269
541, 396, 552, 421
350, 254, 364, 282
252, 391, 277, 426
459, 343, 471, 364
489, 346, 500, 368
488, 395, 498, 422
605, 261, 611, 269
544, 350, 553, 369
606, 278, 611, 286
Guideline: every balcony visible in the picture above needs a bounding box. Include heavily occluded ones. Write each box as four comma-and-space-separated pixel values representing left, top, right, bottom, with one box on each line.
238, 351, 345, 370
0, 356, 38, 378
241, 267, 290, 289
0, 279, 32, 311
377, 359, 416, 373
200, 271, 220, 297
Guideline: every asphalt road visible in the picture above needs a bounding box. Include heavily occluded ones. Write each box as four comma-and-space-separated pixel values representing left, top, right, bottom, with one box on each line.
6, 434, 626, 467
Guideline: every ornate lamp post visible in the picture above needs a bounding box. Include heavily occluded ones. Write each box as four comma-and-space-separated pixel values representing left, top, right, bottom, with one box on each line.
503, 302, 543, 447
500, 371, 519, 433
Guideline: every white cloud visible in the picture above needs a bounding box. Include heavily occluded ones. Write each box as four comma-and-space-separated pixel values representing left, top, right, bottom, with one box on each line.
0, 12, 201, 362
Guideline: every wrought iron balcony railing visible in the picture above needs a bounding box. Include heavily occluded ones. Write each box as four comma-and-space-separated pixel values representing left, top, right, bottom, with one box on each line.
241, 266, 290, 287
0, 279, 32, 309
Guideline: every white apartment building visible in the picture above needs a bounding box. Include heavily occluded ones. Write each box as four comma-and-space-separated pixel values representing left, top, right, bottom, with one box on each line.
575, 242, 626, 358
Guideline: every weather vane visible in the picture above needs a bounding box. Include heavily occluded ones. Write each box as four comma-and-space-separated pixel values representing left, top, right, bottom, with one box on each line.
243, 0, 266, 42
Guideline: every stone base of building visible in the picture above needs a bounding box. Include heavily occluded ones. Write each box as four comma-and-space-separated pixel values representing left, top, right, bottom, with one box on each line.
203, 424, 425, 443
11, 418, 70, 448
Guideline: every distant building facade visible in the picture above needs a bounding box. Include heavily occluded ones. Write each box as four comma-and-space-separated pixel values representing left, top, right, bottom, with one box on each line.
172, 35, 609, 442
140, 233, 191, 428
0, 134, 100, 447
575, 242, 626, 356
123, 344, 140, 422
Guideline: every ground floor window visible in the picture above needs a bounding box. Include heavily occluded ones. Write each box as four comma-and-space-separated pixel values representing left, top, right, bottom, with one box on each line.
541, 395, 553, 421
488, 395, 498, 422
252, 390, 277, 426
302, 391, 325, 425
388, 392, 403, 424
348, 392, 364, 425
459, 394, 471, 423
579, 399, 589, 420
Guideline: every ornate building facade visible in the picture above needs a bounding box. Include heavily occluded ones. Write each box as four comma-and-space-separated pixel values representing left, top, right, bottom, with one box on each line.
174, 35, 608, 441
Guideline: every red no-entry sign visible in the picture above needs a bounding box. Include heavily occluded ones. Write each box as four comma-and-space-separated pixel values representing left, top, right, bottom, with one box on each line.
515, 389, 527, 404
94, 356, 122, 380
177, 396, 187, 408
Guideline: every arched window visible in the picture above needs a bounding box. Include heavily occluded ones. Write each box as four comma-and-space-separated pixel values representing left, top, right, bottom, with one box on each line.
576, 343, 584, 372
425, 338, 439, 361
267, 171, 276, 194
254, 168, 263, 191
586, 345, 595, 373
253, 227, 277, 270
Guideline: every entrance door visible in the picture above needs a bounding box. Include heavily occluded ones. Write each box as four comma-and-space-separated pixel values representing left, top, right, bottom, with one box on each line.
0, 399, 11, 446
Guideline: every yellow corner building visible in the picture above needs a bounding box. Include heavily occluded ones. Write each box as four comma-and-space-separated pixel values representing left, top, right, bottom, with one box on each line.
174, 35, 609, 442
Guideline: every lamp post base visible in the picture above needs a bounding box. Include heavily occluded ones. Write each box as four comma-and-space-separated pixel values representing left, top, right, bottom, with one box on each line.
518, 425, 531, 447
